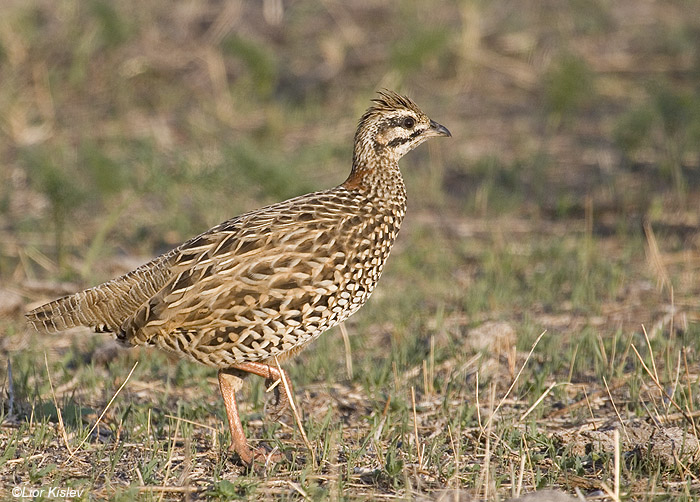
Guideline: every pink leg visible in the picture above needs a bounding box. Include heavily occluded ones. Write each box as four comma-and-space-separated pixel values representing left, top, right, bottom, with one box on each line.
218, 369, 255, 465
218, 362, 293, 465
231, 361, 294, 421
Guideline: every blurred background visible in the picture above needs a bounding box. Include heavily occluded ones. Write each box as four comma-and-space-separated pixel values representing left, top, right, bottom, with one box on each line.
1, 0, 698, 288
1, 0, 700, 495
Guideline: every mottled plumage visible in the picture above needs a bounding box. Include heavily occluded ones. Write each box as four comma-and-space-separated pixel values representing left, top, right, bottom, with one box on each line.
27, 90, 450, 465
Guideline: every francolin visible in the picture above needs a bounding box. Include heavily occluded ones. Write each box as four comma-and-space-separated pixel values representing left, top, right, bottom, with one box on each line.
27, 90, 451, 465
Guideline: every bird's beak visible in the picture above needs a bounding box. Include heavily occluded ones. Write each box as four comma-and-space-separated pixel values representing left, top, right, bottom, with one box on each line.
428, 119, 451, 138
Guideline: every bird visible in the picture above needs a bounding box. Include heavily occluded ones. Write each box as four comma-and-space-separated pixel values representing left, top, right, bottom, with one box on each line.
26, 90, 451, 465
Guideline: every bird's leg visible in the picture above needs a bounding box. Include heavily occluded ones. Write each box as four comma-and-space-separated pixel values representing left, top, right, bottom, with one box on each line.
218, 364, 291, 465
217, 369, 255, 465
231, 361, 294, 422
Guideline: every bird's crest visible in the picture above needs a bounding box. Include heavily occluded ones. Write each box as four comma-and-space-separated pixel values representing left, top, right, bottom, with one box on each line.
359, 90, 423, 127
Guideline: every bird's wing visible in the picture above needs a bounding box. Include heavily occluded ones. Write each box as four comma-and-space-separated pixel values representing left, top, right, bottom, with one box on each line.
119, 190, 371, 365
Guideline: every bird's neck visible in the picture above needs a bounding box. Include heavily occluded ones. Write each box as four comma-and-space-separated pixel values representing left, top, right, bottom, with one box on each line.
343, 155, 406, 205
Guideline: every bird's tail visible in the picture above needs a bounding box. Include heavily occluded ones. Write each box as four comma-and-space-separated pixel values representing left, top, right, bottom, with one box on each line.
26, 254, 175, 334
27, 287, 104, 333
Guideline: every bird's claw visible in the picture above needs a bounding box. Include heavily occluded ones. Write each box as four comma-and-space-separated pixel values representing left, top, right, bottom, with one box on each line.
264, 377, 290, 421
231, 441, 284, 467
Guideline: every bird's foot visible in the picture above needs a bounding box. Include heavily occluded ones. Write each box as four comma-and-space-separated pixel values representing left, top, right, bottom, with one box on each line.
231, 441, 284, 467
264, 377, 290, 421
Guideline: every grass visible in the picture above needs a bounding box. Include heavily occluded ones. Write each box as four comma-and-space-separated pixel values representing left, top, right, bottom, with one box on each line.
2, 0, 700, 500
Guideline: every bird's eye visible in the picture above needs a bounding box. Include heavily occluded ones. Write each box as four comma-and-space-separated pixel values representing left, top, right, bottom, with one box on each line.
402, 117, 415, 129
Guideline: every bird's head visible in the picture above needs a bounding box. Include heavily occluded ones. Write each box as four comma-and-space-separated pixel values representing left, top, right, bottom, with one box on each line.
352, 90, 451, 166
